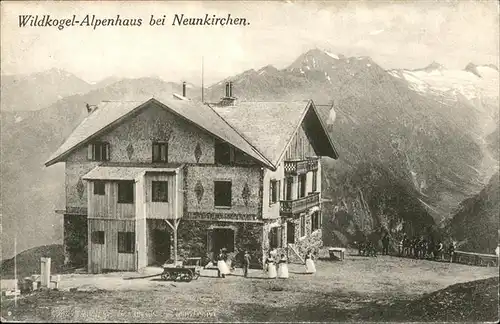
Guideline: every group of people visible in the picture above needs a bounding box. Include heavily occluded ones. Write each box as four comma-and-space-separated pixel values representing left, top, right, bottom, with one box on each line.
355, 232, 459, 263
215, 247, 317, 279
399, 234, 456, 262
264, 252, 289, 279
264, 249, 316, 279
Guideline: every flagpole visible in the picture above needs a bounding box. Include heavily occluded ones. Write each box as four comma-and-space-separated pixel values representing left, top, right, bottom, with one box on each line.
201, 56, 205, 104
14, 233, 17, 307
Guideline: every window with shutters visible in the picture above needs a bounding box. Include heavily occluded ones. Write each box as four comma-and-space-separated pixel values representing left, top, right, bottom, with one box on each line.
118, 231, 135, 253
93, 181, 105, 195
117, 181, 134, 203
312, 170, 318, 192
214, 140, 234, 165
214, 181, 232, 208
300, 214, 306, 237
152, 142, 168, 162
285, 177, 293, 200
298, 174, 307, 198
311, 211, 321, 232
269, 179, 280, 205
88, 142, 110, 161
269, 226, 282, 249
152, 181, 168, 202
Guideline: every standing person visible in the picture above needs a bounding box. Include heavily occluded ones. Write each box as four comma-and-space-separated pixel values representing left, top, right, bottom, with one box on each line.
436, 241, 444, 261
402, 235, 409, 257
265, 252, 277, 279
427, 238, 435, 260
216, 249, 230, 278
398, 234, 405, 256
277, 254, 289, 279
382, 234, 390, 256
304, 250, 316, 274
448, 241, 456, 263
243, 251, 251, 278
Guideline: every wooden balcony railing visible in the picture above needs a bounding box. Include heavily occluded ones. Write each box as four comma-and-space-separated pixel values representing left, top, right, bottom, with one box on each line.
284, 158, 318, 175
280, 192, 320, 216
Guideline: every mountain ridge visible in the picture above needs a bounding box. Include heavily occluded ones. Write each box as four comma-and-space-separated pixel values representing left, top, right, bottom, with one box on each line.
1, 49, 498, 259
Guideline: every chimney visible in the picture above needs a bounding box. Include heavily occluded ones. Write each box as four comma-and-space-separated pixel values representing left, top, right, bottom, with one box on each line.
182, 81, 187, 97
217, 81, 236, 107
225, 82, 230, 97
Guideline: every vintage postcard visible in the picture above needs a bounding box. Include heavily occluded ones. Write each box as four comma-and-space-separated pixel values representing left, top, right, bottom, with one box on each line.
1, 0, 499, 322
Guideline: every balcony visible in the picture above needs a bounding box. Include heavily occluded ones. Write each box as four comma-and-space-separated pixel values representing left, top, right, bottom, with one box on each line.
284, 158, 318, 175
280, 192, 320, 216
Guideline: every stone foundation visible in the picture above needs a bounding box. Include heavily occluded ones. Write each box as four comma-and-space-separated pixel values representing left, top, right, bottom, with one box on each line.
287, 209, 323, 259
295, 229, 323, 256
177, 220, 264, 268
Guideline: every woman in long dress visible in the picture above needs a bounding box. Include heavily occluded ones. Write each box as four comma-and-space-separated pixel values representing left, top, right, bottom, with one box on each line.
265, 253, 277, 279
277, 254, 289, 279
217, 249, 230, 278
304, 250, 316, 274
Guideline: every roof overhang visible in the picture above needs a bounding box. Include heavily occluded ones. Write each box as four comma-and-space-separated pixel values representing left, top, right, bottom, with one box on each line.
82, 163, 184, 181
274, 100, 339, 165
307, 101, 339, 159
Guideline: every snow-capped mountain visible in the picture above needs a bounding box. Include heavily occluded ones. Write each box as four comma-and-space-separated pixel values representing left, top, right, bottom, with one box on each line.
389, 63, 499, 122
390, 62, 498, 99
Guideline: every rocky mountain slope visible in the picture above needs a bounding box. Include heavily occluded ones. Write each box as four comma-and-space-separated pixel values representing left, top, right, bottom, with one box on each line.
1, 49, 498, 257
1, 69, 92, 112
206, 49, 498, 245
446, 172, 499, 254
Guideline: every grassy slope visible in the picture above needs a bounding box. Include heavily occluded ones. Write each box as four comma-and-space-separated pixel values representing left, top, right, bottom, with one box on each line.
1, 244, 64, 280
388, 276, 499, 322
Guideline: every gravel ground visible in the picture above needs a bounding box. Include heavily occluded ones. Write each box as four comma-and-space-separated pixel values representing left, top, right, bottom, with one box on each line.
1, 254, 498, 322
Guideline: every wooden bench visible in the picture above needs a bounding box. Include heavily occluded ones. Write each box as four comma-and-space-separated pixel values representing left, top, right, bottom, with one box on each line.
328, 247, 346, 261
453, 251, 498, 267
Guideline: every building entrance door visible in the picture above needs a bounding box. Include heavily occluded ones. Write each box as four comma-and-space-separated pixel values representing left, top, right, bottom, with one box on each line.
287, 221, 295, 244
152, 229, 171, 265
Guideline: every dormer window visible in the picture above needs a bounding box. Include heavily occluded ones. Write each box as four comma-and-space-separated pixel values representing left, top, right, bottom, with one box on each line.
88, 142, 110, 161
215, 140, 234, 165
152, 142, 168, 162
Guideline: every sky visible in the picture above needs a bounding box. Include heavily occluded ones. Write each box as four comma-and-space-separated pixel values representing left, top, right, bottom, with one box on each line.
1, 0, 499, 85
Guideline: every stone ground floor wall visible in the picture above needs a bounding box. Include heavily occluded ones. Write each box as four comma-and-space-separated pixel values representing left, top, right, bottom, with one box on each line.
63, 214, 88, 268
260, 211, 323, 264
284, 208, 324, 262
177, 220, 264, 268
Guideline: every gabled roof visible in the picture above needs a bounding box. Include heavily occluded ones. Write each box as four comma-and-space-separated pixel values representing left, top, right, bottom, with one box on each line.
210, 100, 338, 166
44, 96, 274, 168
45, 97, 338, 170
